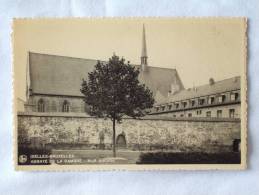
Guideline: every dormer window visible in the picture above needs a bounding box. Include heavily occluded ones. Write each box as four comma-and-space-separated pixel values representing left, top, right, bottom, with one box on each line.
168, 105, 172, 110
182, 102, 187, 108
209, 97, 215, 104
235, 93, 239, 100
161, 106, 165, 111
199, 99, 205, 105
218, 95, 226, 103
191, 100, 195, 107
231, 93, 239, 101
222, 95, 226, 102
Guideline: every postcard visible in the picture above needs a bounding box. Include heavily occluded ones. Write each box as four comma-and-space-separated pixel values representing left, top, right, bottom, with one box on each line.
13, 18, 247, 171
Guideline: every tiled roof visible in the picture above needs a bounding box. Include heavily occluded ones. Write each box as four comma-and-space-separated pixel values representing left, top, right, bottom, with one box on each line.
159, 76, 240, 104
28, 52, 184, 99
138, 66, 184, 100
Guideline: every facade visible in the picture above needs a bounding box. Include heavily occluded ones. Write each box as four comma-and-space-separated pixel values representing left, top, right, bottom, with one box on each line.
150, 77, 241, 119
24, 26, 184, 113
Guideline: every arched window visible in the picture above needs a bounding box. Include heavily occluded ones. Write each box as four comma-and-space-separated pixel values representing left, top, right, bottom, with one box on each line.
62, 100, 70, 112
38, 99, 45, 112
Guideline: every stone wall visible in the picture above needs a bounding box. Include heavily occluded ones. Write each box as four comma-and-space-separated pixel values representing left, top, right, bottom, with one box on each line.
17, 112, 241, 152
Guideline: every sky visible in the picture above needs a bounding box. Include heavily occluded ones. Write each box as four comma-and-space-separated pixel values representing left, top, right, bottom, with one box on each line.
13, 18, 246, 101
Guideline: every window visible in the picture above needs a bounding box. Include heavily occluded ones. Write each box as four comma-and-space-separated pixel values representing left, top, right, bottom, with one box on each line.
218, 95, 226, 103
182, 102, 187, 108
173, 115, 176, 118
233, 93, 235, 101
180, 114, 184, 117
235, 93, 239, 101
62, 100, 70, 112
161, 106, 165, 111
168, 105, 172, 110
188, 113, 192, 117
196, 110, 202, 115
156, 107, 159, 112
217, 110, 222, 118
206, 111, 211, 117
191, 100, 195, 107
175, 103, 179, 109
218, 96, 222, 103
37, 99, 45, 112
229, 109, 235, 118
209, 97, 215, 104
222, 95, 226, 102
199, 99, 205, 105
231, 93, 239, 101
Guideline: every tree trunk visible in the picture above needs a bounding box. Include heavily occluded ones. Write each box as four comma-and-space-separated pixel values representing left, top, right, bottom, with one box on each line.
112, 117, 116, 157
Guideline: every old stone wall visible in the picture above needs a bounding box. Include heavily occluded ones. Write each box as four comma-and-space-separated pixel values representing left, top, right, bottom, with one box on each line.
17, 112, 241, 152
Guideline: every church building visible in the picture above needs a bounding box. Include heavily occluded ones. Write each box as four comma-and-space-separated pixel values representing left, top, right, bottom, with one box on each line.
24, 25, 184, 113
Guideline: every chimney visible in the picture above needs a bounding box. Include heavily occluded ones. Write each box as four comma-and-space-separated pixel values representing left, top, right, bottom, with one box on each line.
209, 78, 215, 85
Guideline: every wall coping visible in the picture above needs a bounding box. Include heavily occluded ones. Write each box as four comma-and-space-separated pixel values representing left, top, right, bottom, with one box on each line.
17, 112, 240, 123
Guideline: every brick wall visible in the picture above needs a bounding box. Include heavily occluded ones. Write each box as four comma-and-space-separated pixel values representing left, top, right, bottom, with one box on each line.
17, 112, 241, 152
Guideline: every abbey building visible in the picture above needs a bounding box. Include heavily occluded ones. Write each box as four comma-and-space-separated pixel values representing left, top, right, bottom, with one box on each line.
23, 25, 240, 119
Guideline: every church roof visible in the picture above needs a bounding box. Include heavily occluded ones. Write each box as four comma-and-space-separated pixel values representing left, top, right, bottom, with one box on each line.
160, 76, 240, 104
138, 66, 184, 101
28, 52, 184, 99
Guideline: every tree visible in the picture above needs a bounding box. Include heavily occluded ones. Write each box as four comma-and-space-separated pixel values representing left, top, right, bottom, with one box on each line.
81, 54, 154, 157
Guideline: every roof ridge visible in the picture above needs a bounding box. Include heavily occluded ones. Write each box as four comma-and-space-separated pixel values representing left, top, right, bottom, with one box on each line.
147, 66, 176, 71
29, 51, 178, 71
29, 51, 104, 62
191, 76, 240, 90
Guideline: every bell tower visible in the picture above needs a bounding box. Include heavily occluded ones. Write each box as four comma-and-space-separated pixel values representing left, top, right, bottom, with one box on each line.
141, 24, 148, 71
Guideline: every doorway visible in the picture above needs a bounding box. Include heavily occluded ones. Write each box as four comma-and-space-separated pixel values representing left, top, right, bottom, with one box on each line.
116, 134, 126, 149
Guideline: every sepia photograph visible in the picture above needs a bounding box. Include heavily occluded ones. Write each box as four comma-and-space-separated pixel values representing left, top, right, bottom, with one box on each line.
13, 18, 247, 170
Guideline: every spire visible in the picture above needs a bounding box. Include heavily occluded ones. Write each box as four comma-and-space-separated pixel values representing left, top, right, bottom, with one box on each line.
141, 24, 148, 71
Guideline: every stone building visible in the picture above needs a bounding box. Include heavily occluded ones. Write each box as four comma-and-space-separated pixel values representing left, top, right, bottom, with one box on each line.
150, 77, 241, 119
24, 25, 184, 113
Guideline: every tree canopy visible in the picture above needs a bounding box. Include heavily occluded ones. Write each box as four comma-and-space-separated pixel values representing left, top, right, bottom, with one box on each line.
81, 54, 154, 122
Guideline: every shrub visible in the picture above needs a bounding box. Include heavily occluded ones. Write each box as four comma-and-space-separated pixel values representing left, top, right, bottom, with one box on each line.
137, 152, 241, 164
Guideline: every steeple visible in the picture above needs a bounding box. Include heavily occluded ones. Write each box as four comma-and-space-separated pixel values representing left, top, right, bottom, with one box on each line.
141, 24, 148, 71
